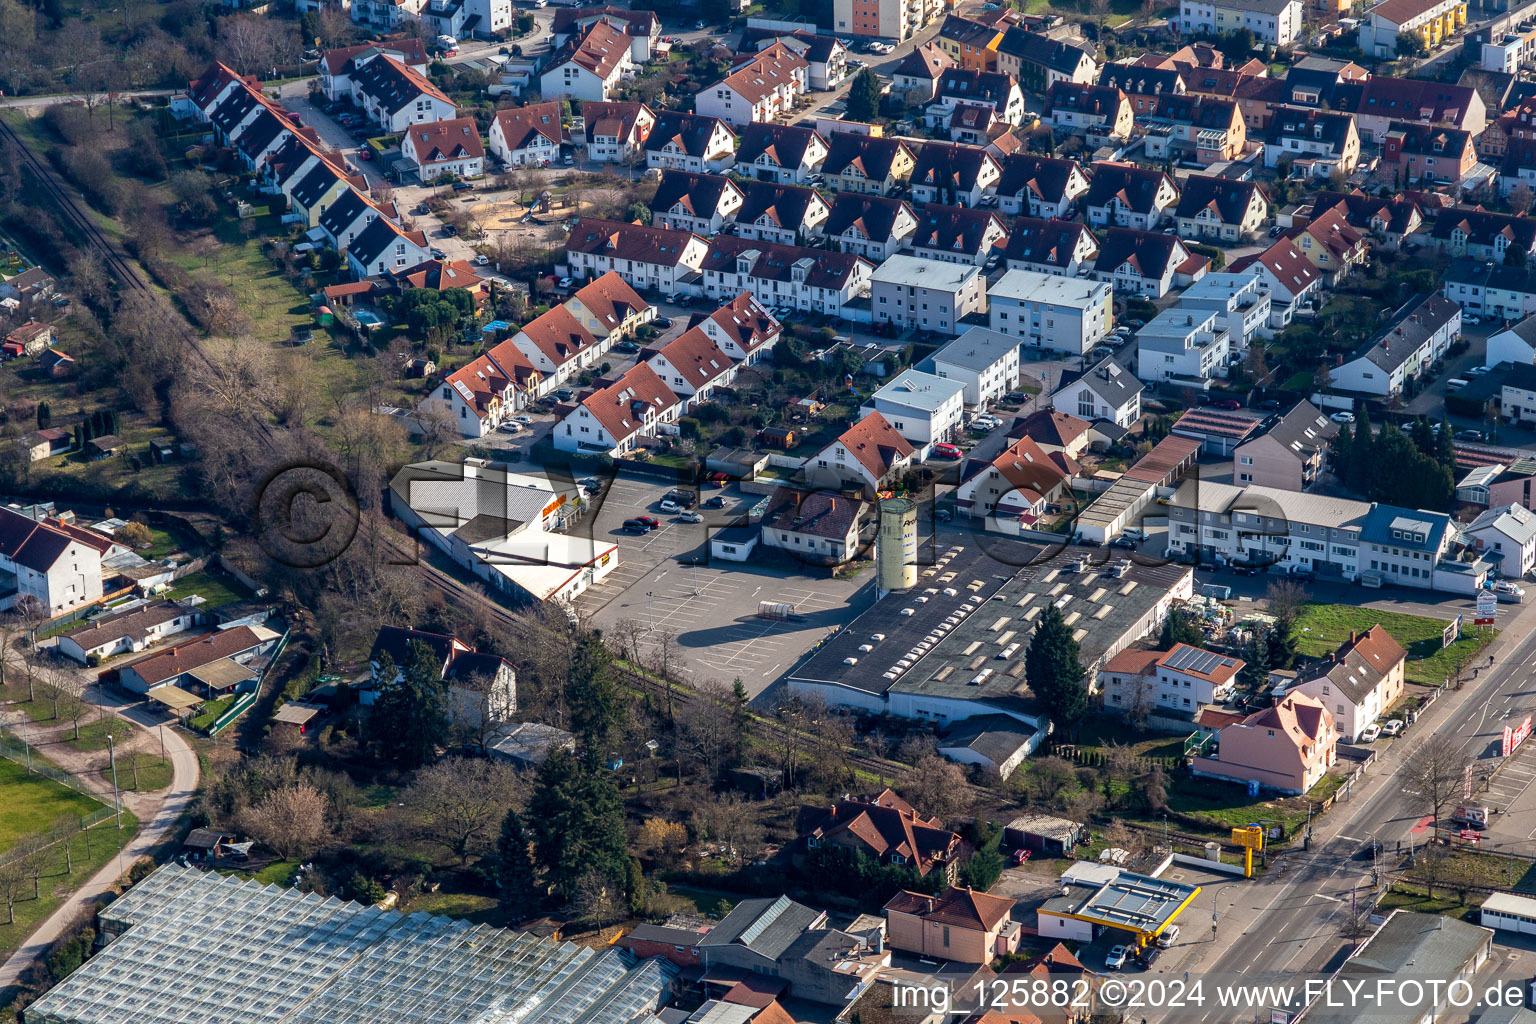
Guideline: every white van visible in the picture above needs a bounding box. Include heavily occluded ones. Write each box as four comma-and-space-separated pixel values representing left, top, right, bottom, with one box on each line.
1447, 378, 1470, 390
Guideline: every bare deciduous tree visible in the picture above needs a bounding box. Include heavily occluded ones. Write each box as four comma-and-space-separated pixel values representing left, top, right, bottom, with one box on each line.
401, 757, 520, 864
904, 754, 973, 823
694, 794, 763, 867
240, 783, 331, 860
1402, 735, 1472, 897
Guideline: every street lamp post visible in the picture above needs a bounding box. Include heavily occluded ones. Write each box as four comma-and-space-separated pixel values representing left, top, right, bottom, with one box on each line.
106, 733, 122, 830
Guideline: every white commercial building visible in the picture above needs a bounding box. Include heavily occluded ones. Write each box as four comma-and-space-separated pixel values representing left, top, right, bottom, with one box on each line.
388, 459, 618, 606
986, 267, 1112, 355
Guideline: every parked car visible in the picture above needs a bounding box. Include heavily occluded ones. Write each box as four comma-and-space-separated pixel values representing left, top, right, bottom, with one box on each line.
430, 247, 448, 260
1105, 946, 1129, 970
1269, 225, 1284, 237
704, 495, 727, 509
553, 388, 574, 401
1212, 398, 1242, 410
1455, 429, 1484, 441
635, 515, 660, 528
416, 203, 432, 215
516, 414, 533, 425
581, 478, 601, 494
1330, 410, 1355, 423
356, 148, 373, 161
1464, 314, 1481, 325
613, 341, 640, 353
498, 421, 521, 433
653, 316, 673, 329
622, 519, 653, 533
1258, 399, 1282, 410
1381, 719, 1405, 737
452, 181, 473, 192
1156, 925, 1180, 949
1358, 723, 1382, 743
679, 511, 704, 523
474, 254, 490, 266
1137, 946, 1162, 969
659, 499, 682, 514
933, 442, 963, 459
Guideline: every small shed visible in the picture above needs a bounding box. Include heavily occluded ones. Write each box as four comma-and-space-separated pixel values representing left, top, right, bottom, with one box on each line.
709, 526, 758, 563
757, 426, 796, 450
183, 828, 235, 860
87, 434, 124, 458
1003, 814, 1087, 857
273, 702, 320, 733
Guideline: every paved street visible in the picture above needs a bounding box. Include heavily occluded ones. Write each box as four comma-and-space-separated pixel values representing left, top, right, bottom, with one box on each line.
1166, 595, 1536, 1022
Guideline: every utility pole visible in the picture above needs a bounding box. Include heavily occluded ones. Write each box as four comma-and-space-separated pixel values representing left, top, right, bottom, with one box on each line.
107, 733, 122, 830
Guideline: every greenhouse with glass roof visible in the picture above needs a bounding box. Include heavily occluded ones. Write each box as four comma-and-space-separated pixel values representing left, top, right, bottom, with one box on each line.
24, 864, 676, 1024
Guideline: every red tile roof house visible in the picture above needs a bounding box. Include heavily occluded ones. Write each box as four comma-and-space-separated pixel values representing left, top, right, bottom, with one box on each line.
1191, 691, 1338, 795
1289, 625, 1406, 744
116, 624, 281, 696
0, 505, 108, 614
563, 270, 653, 342
395, 259, 488, 304
644, 327, 737, 408
796, 789, 963, 884
400, 117, 485, 181
884, 886, 1020, 963
804, 411, 916, 495
4, 320, 54, 358
539, 18, 637, 103
581, 99, 656, 164
418, 339, 540, 438
694, 44, 810, 126
695, 291, 783, 366
954, 434, 1077, 531
552, 362, 681, 456
488, 101, 563, 168
508, 305, 608, 395
564, 217, 711, 297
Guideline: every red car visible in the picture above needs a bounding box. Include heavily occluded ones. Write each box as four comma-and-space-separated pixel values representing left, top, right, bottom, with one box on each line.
635, 515, 660, 528
1212, 398, 1242, 410
356, 148, 373, 161
933, 443, 963, 459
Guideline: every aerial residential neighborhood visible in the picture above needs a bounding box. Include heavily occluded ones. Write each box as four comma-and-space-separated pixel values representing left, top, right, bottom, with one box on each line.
5, 0, 1536, 1022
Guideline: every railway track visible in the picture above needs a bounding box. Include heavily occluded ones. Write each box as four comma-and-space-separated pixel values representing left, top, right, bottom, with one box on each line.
0, 116, 275, 444
0, 117, 149, 294
393, 530, 911, 779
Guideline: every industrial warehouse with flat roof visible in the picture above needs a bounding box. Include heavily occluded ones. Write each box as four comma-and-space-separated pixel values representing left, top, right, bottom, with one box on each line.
789, 544, 1194, 731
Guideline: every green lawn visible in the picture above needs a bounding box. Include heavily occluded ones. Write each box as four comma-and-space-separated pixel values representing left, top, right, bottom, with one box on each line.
63, 717, 120, 754
407, 892, 500, 921
1403, 850, 1536, 892
98, 756, 173, 793
0, 813, 138, 959
0, 759, 104, 854
1071, 721, 1189, 762
188, 693, 240, 733
165, 571, 248, 610
669, 885, 737, 919
1375, 886, 1480, 922
164, 214, 313, 342
140, 524, 193, 560
1162, 773, 1336, 837
1293, 604, 1493, 687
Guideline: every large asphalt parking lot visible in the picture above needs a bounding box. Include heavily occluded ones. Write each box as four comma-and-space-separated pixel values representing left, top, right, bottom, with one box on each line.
569, 470, 872, 694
